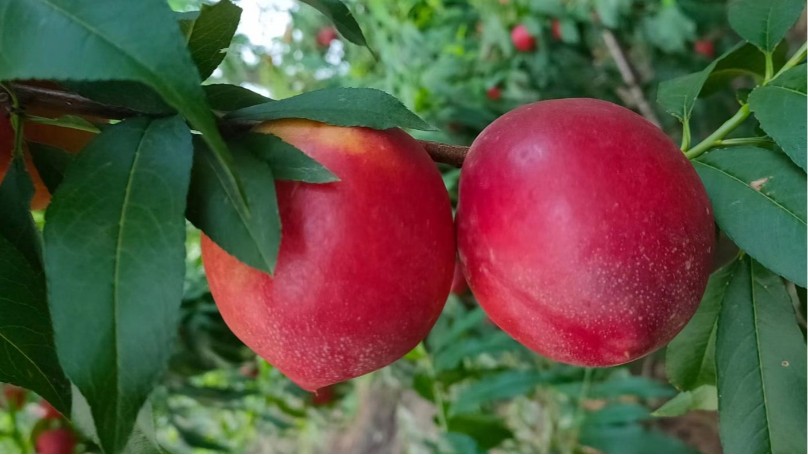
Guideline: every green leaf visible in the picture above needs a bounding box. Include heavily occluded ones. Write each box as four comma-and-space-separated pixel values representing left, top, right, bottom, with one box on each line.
451, 370, 546, 415
700, 42, 788, 96
749, 65, 807, 171
185, 136, 281, 274
657, 63, 716, 122
0, 157, 41, 266
0, 237, 72, 417
240, 133, 338, 183
299, 0, 370, 48
652, 385, 718, 417
64, 81, 175, 115
0, 0, 244, 214
666, 261, 739, 391
447, 414, 513, 450
715, 257, 807, 453
641, 4, 695, 53
581, 421, 696, 454
694, 146, 807, 286
225, 88, 434, 131
432, 331, 518, 373
44, 116, 193, 452
179, 0, 242, 80
28, 143, 74, 195
585, 403, 650, 426
727, 0, 806, 52
204, 84, 272, 112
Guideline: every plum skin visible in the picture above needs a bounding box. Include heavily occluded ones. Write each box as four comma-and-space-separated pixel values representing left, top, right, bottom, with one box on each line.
202, 119, 455, 391
457, 98, 715, 367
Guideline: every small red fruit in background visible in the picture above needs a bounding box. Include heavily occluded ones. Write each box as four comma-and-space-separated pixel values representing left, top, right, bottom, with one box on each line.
35, 428, 76, 454
486, 86, 502, 101
457, 98, 715, 367
40, 400, 63, 420
2, 385, 26, 409
694, 39, 715, 58
316, 27, 338, 48
510, 24, 536, 52
551, 19, 562, 41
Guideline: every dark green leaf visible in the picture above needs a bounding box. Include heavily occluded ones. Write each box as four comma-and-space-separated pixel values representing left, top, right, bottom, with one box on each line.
204, 84, 272, 112
412, 372, 435, 401
451, 370, 546, 415
585, 403, 650, 426
447, 414, 512, 450
299, 0, 369, 48
657, 63, 716, 122
581, 421, 696, 454
433, 332, 518, 373
558, 375, 675, 399
186, 136, 281, 274
28, 143, 74, 195
652, 385, 717, 417
749, 65, 807, 170
427, 306, 487, 352
700, 42, 788, 96
241, 133, 338, 183
44, 116, 193, 452
179, 0, 242, 80
695, 146, 807, 286
0, 0, 244, 214
225, 88, 434, 131
715, 257, 807, 453
666, 261, 738, 390
0, 235, 71, 416
728, 0, 806, 52
0, 157, 41, 266
64, 81, 174, 115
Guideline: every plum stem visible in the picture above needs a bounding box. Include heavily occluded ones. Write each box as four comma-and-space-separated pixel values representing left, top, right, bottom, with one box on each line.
2, 82, 469, 167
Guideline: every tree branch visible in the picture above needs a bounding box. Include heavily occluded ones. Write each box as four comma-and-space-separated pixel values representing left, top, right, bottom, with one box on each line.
600, 29, 661, 127
2, 82, 469, 167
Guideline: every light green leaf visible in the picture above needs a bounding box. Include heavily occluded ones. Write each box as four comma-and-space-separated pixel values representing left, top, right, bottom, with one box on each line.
44, 116, 193, 452
716, 257, 807, 453
652, 385, 718, 417
225, 88, 434, 131
728, 0, 806, 52
695, 146, 806, 286
657, 63, 716, 122
749, 64, 807, 171
451, 370, 546, 415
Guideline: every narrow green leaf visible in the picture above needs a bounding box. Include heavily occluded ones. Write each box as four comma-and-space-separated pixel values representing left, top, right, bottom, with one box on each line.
225, 88, 434, 131
581, 420, 696, 454
180, 0, 242, 80
700, 42, 788, 96
666, 261, 739, 391
451, 370, 546, 415
299, 0, 369, 48
241, 133, 338, 183
652, 385, 718, 417
585, 403, 650, 426
716, 257, 807, 453
0, 157, 41, 266
28, 143, 74, 195
64, 81, 175, 115
695, 146, 807, 286
204, 84, 271, 112
0, 0, 244, 214
44, 116, 193, 452
749, 65, 807, 171
447, 414, 513, 450
728, 0, 806, 52
185, 136, 281, 274
433, 332, 518, 373
0, 235, 71, 416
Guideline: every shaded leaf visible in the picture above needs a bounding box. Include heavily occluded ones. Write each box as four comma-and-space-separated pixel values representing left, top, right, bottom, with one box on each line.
44, 116, 193, 452
451, 370, 546, 415
695, 146, 807, 286
715, 257, 807, 453
701, 42, 788, 96
241, 133, 338, 183
28, 143, 74, 195
749, 64, 807, 170
204, 84, 271, 112
299, 0, 369, 48
179, 0, 242, 80
0, 157, 40, 265
657, 63, 716, 122
186, 136, 281, 274
447, 414, 512, 450
225, 88, 434, 131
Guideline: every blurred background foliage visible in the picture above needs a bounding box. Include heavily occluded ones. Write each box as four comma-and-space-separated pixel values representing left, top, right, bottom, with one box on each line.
3, 0, 804, 453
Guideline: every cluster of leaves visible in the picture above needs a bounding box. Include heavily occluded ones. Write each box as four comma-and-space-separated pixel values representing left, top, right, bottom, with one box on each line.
0, 0, 428, 452
654, 1, 807, 453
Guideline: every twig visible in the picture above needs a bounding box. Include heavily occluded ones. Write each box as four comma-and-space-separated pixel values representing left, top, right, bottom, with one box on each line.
3, 82, 469, 167
600, 29, 661, 126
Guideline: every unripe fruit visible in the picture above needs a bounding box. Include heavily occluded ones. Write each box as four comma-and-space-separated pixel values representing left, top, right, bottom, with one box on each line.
510, 25, 536, 52
35, 428, 75, 454
457, 99, 714, 367
202, 119, 455, 391
316, 27, 338, 48
486, 86, 502, 101
694, 39, 715, 58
